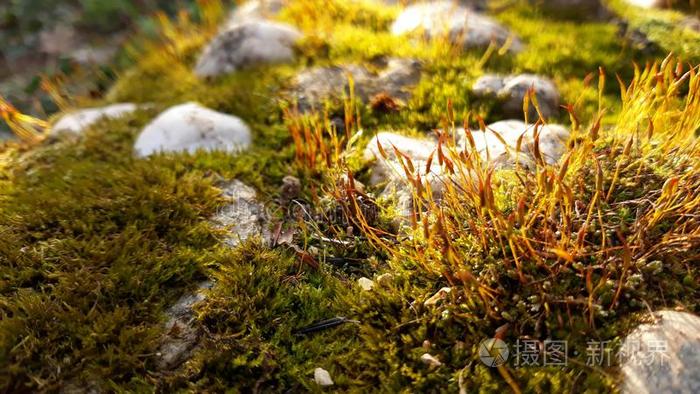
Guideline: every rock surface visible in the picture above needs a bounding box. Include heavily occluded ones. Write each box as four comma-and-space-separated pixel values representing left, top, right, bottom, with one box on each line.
457, 120, 570, 168
363, 122, 569, 220
211, 180, 269, 247
532, 0, 610, 19
472, 73, 560, 119
157, 281, 213, 370
363, 131, 437, 186
364, 132, 442, 219
134, 102, 251, 157
383, 0, 487, 10
227, 0, 286, 26
52, 103, 138, 134
620, 310, 700, 394
195, 21, 302, 78
391, 2, 523, 52
291, 58, 422, 111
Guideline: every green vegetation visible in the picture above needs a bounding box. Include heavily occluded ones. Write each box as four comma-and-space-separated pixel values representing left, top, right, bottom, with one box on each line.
1, 0, 699, 392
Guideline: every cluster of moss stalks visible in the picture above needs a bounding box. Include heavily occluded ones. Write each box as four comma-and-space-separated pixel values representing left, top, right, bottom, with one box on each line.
1, 0, 699, 392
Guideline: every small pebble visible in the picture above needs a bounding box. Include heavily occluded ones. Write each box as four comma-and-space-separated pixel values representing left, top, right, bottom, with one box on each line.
314, 367, 334, 386
424, 287, 451, 306
358, 277, 375, 291
420, 353, 442, 367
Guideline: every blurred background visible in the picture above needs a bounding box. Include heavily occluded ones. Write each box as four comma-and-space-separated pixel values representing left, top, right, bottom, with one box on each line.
0, 0, 202, 138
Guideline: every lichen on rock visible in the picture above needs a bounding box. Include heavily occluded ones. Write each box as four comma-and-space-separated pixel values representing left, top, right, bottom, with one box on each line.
210, 179, 270, 247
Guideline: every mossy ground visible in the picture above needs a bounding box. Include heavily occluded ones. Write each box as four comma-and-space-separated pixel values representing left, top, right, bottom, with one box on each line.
1, 0, 699, 392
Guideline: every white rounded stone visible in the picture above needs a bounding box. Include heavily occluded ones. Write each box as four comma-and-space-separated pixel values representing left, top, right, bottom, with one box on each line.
313, 367, 334, 386
358, 277, 375, 291
134, 102, 251, 157
364, 132, 438, 185
458, 120, 570, 167
52, 103, 138, 135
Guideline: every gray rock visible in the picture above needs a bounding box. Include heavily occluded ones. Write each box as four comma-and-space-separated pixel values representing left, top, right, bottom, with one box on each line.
195, 20, 302, 78
473, 74, 560, 119
292, 64, 373, 111
382, 0, 486, 10
52, 103, 138, 135
376, 58, 423, 101
211, 180, 270, 247
391, 2, 524, 53
291, 58, 422, 111
227, 0, 286, 26
157, 281, 214, 370
531, 0, 610, 19
134, 102, 251, 157
621, 310, 700, 394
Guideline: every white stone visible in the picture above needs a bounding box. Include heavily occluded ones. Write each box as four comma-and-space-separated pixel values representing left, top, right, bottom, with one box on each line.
624, 0, 664, 8
363, 123, 569, 224
363, 132, 445, 222
420, 353, 443, 367
358, 277, 375, 291
364, 132, 437, 185
473, 73, 560, 118
457, 120, 570, 167
424, 287, 452, 306
391, 2, 523, 53
52, 103, 138, 135
227, 0, 286, 27
314, 367, 334, 386
195, 21, 302, 78
211, 180, 269, 247
134, 102, 251, 157
621, 310, 700, 394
